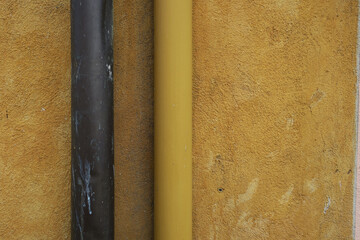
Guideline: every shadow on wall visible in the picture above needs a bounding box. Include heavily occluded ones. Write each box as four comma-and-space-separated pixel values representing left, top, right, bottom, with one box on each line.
114, 0, 154, 239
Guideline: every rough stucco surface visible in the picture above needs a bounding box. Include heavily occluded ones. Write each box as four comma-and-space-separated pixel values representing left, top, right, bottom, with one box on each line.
193, 1, 358, 239
0, 0, 359, 239
114, 1, 154, 239
0, 1, 71, 239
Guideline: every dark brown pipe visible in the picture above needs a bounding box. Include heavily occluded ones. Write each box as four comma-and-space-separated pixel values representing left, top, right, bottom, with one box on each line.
71, 0, 114, 239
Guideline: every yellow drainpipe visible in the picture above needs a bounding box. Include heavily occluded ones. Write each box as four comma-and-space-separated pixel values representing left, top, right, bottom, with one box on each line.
154, 0, 192, 239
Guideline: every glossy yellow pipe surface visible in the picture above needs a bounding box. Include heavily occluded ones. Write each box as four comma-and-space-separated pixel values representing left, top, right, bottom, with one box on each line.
154, 0, 192, 239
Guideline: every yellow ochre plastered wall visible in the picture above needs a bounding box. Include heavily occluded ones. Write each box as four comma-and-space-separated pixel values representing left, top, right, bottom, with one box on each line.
193, 0, 358, 239
0, 1, 71, 239
114, 1, 154, 239
0, 0, 358, 239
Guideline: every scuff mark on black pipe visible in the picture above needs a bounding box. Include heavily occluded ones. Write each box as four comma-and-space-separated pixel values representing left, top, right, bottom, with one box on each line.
71, 0, 114, 239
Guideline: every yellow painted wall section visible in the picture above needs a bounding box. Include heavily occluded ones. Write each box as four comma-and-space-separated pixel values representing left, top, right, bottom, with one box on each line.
114, 1, 154, 239
0, 0, 358, 239
193, 0, 358, 239
0, 1, 71, 239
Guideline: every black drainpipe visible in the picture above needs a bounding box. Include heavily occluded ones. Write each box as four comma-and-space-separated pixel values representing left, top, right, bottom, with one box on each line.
71, 0, 114, 239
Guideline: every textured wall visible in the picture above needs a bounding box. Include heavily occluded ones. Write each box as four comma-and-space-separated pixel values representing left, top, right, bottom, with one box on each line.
114, 1, 154, 239
0, 1, 71, 239
0, 0, 358, 239
193, 0, 358, 239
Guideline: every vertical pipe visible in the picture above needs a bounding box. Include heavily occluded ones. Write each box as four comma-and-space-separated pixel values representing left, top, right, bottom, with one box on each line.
154, 0, 192, 239
71, 0, 114, 239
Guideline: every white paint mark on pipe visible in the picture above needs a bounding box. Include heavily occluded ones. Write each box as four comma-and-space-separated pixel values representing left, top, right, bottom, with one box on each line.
84, 161, 92, 215
106, 64, 113, 82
